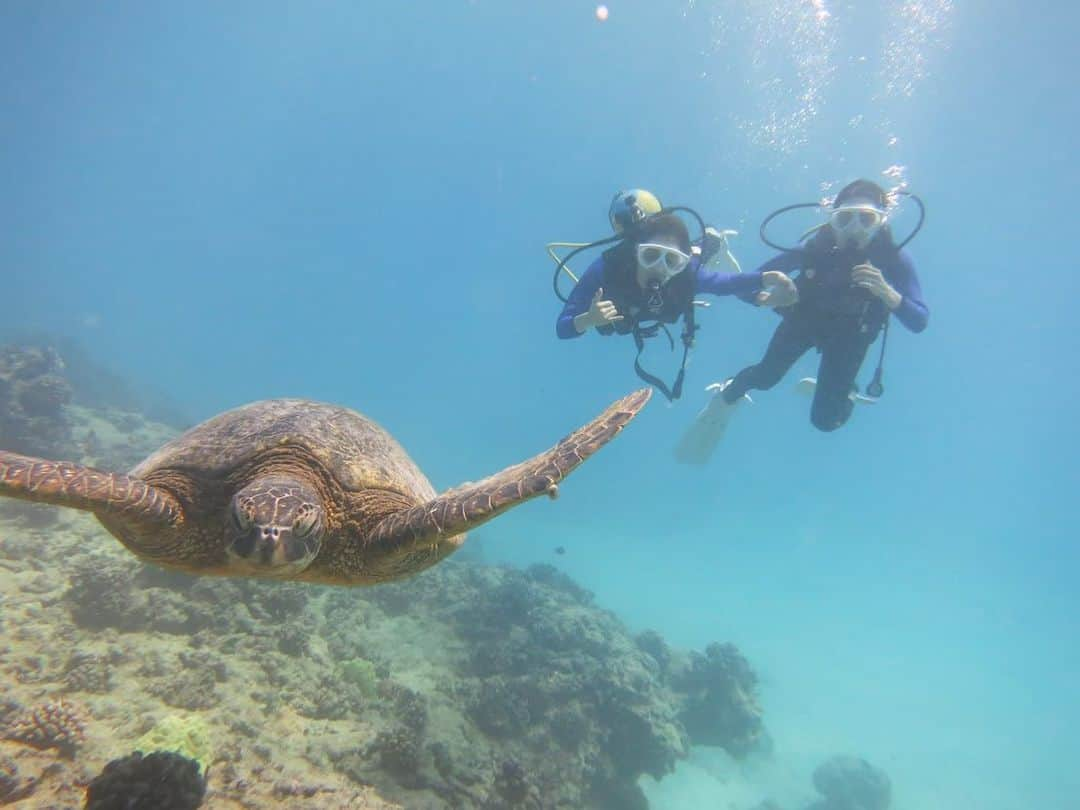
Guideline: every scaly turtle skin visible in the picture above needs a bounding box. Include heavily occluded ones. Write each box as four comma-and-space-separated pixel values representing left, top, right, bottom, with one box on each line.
0, 390, 650, 585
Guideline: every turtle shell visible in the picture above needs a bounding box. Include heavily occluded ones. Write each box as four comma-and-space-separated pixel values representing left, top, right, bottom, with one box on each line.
129, 399, 436, 501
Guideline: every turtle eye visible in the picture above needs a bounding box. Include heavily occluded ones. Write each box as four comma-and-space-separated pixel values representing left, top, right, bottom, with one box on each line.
292, 505, 321, 538
230, 503, 253, 532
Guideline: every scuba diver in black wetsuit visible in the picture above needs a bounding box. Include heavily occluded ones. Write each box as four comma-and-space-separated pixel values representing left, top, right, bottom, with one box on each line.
675, 179, 929, 463
554, 189, 797, 402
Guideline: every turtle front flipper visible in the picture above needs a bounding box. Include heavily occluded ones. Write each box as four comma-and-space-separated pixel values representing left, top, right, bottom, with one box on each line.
365, 388, 651, 554
0, 450, 183, 526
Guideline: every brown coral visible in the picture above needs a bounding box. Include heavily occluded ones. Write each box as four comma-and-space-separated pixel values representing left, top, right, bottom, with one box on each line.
3, 699, 87, 757
370, 727, 421, 782
17, 373, 72, 417
63, 652, 113, 694
0, 345, 76, 458
0, 754, 34, 804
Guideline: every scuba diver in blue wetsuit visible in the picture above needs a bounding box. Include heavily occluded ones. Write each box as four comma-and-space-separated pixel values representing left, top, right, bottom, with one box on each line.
675, 179, 929, 464
553, 189, 798, 402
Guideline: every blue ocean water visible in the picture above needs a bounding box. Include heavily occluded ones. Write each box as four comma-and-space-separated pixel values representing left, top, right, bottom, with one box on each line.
2, 1, 1076, 808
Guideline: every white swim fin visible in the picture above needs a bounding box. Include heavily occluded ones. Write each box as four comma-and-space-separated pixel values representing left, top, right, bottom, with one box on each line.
795, 377, 879, 405
674, 381, 751, 465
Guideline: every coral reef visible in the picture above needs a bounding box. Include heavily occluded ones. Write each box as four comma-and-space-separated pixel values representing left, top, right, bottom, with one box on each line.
0, 701, 19, 729
84, 750, 206, 810
0, 753, 34, 804
0, 333, 189, 428
320, 561, 760, 809
147, 667, 220, 711
134, 714, 214, 774
65, 561, 151, 633
369, 727, 423, 786
3, 699, 86, 757
0, 344, 75, 458
0, 339, 184, 482
0, 347, 772, 808
341, 657, 379, 698
635, 629, 673, 674
808, 755, 892, 810
64, 652, 114, 694
671, 641, 765, 756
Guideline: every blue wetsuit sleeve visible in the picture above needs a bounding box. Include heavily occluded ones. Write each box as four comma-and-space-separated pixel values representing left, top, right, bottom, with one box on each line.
732, 251, 804, 305
556, 256, 605, 339
693, 260, 764, 297
752, 251, 804, 276
886, 251, 929, 333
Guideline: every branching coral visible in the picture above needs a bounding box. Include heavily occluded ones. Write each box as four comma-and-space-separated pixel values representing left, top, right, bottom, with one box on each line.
3, 699, 86, 757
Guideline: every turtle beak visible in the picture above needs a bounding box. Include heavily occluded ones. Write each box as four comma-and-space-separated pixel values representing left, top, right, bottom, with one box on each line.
227, 524, 319, 574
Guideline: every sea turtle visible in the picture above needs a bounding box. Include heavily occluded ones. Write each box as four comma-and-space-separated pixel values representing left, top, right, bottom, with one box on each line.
0, 390, 650, 585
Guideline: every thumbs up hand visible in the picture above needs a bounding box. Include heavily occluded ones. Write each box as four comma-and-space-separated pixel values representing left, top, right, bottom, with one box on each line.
582, 287, 623, 329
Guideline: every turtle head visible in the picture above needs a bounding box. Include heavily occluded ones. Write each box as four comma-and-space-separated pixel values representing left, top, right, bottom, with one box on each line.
224, 477, 325, 576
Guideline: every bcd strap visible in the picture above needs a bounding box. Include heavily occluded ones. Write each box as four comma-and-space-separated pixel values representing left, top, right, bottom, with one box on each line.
866, 317, 889, 398
630, 304, 698, 402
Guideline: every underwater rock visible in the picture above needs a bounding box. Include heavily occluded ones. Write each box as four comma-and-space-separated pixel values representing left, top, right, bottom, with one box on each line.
524, 562, 594, 604
370, 726, 423, 786
3, 699, 86, 757
0, 500, 60, 528
363, 580, 418, 617
64, 560, 219, 637
671, 641, 764, 757
0, 701, 20, 728
589, 776, 651, 810
322, 561, 745, 808
0, 754, 35, 804
17, 373, 71, 418
390, 685, 429, 733
65, 561, 148, 633
493, 758, 538, 805
548, 705, 591, 750
809, 755, 892, 810
635, 629, 672, 674
0, 333, 190, 428
271, 777, 336, 800
148, 668, 219, 711
340, 657, 379, 698
243, 580, 311, 623
63, 652, 113, 694
467, 678, 533, 739
0, 344, 76, 459
277, 622, 311, 656
84, 750, 206, 810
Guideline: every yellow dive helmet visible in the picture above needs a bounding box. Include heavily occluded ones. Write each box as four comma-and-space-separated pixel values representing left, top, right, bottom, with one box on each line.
609, 189, 663, 235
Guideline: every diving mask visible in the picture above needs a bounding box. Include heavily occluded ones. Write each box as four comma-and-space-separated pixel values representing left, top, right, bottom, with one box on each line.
636, 242, 690, 282
830, 204, 886, 249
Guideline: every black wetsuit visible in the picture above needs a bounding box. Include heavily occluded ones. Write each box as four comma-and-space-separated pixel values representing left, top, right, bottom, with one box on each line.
722, 230, 928, 431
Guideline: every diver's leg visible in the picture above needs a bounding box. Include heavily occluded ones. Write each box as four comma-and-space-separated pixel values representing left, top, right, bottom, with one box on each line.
722, 317, 815, 403
677, 316, 816, 465
810, 326, 875, 432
